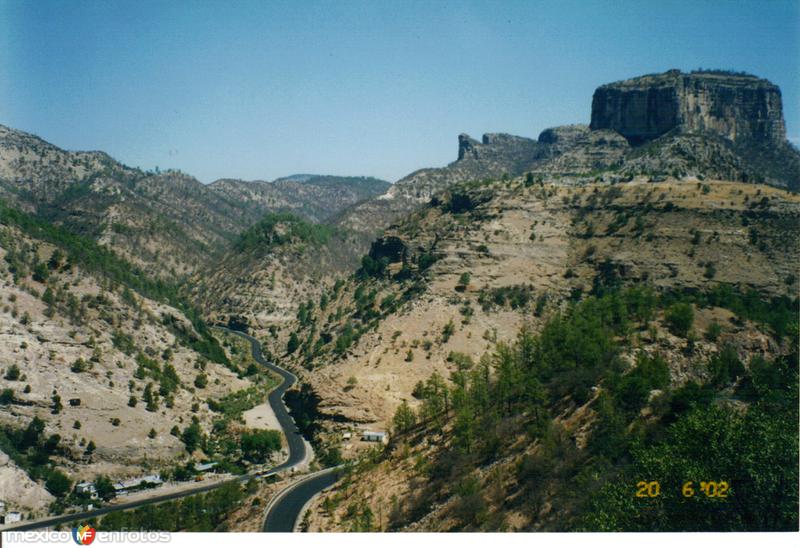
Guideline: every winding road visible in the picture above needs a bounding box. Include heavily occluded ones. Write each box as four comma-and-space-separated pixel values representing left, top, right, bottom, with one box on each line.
3, 329, 335, 533
262, 467, 341, 532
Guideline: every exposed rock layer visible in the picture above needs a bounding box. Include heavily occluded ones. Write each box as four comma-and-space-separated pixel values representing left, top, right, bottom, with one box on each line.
590, 69, 786, 145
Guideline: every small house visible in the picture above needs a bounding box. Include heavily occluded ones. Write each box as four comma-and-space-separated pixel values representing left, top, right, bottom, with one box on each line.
75, 482, 97, 497
113, 474, 163, 492
194, 462, 218, 473
361, 431, 387, 443
4, 511, 22, 524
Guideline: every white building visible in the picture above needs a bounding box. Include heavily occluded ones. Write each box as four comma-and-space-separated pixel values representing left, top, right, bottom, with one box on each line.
193, 462, 218, 473
113, 474, 163, 492
4, 511, 22, 524
361, 431, 387, 443
76, 482, 97, 497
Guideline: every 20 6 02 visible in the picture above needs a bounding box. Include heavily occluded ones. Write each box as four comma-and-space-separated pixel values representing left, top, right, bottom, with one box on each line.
635, 481, 730, 498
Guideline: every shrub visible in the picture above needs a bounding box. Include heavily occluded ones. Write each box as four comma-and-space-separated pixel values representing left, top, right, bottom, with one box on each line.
705, 321, 722, 342
4, 364, 20, 381
442, 319, 455, 343
194, 373, 208, 389
665, 302, 694, 337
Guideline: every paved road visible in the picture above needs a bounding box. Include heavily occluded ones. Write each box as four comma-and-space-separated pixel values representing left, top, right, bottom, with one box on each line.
3, 328, 306, 532
263, 468, 341, 532
224, 328, 307, 472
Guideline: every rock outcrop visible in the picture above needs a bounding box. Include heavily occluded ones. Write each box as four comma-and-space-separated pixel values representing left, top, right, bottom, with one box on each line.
457, 132, 541, 164
334, 68, 799, 240
590, 69, 786, 145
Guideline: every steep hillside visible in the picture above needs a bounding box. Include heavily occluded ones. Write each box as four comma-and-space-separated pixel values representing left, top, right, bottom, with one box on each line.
0, 203, 278, 519
190, 213, 368, 329
283, 176, 798, 531
275, 177, 797, 426
208, 175, 389, 224
0, 125, 389, 278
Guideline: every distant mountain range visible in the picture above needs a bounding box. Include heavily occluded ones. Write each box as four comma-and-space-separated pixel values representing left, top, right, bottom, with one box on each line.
0, 123, 389, 278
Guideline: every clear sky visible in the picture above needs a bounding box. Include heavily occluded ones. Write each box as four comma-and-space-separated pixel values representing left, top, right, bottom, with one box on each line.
1, 0, 798, 183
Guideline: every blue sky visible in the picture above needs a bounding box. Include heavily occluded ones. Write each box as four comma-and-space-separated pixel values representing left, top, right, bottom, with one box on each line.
1, 0, 798, 183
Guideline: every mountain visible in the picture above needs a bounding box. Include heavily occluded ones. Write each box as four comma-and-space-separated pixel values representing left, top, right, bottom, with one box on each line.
189, 212, 367, 329
208, 175, 390, 224
259, 71, 799, 530
591, 70, 800, 189
1, 67, 798, 531
200, 68, 799, 354
0, 124, 390, 278
0, 203, 268, 518
283, 175, 799, 531
336, 70, 799, 240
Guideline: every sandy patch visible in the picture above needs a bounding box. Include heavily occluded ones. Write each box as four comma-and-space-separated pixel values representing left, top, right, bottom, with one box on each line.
243, 402, 282, 433
0, 450, 54, 515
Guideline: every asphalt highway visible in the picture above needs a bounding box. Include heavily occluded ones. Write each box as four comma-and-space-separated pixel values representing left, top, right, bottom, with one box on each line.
262, 468, 341, 532
227, 328, 307, 472
3, 328, 309, 532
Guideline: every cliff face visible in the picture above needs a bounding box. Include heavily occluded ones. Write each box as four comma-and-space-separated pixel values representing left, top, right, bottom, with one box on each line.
590, 70, 786, 145
457, 132, 541, 163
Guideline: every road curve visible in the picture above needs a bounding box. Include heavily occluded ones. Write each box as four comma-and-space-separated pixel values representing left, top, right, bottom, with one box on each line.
220, 328, 307, 472
3, 328, 305, 532
263, 468, 341, 532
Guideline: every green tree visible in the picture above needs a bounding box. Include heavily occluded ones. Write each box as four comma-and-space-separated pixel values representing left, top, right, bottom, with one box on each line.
241, 430, 281, 461
51, 393, 63, 414
182, 421, 203, 453
286, 332, 300, 354
665, 302, 694, 337
0, 388, 14, 405
95, 475, 116, 501
143, 382, 158, 412
32, 262, 49, 282
392, 400, 416, 433
442, 319, 455, 342
45, 469, 72, 497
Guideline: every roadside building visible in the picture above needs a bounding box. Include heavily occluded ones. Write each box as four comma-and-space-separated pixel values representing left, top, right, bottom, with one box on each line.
75, 482, 97, 497
193, 462, 218, 473
113, 474, 163, 492
361, 431, 387, 443
3, 511, 22, 524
